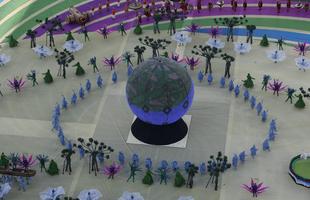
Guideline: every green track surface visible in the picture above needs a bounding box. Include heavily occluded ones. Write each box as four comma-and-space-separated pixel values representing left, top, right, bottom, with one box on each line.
292, 159, 310, 179
1, 0, 309, 42
144, 17, 310, 32
0, 0, 86, 41
0, 0, 30, 21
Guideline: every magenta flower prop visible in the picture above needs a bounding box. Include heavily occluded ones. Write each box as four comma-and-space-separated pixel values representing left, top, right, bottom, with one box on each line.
171, 53, 183, 63
242, 179, 268, 197
18, 154, 36, 171
102, 56, 121, 71
7, 76, 26, 93
102, 162, 121, 179
294, 42, 310, 56
268, 79, 287, 96
209, 26, 219, 39
184, 56, 200, 70
185, 23, 200, 35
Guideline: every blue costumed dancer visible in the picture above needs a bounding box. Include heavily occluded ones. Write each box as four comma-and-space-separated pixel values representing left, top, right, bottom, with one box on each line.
262, 139, 270, 151
256, 102, 263, 115
228, 80, 234, 92
198, 71, 204, 82
243, 89, 250, 101
219, 77, 225, 88
250, 96, 256, 109
112, 71, 118, 83
71, 90, 77, 105
61, 95, 68, 110
232, 154, 238, 169
239, 151, 246, 163
261, 110, 267, 122
97, 75, 104, 88
234, 85, 240, 97
85, 79, 91, 93
250, 145, 258, 158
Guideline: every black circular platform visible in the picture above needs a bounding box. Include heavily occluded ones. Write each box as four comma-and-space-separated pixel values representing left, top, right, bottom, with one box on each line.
131, 118, 188, 145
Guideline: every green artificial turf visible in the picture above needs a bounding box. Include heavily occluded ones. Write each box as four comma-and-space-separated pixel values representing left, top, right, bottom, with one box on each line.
0, 0, 86, 41
292, 159, 310, 179
0, 0, 29, 21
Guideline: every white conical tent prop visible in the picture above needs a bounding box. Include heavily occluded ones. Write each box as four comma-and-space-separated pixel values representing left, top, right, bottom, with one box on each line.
0, 183, 11, 199
172, 31, 192, 46
206, 38, 225, 49
33, 45, 54, 57
234, 42, 251, 54
118, 191, 144, 200
78, 189, 103, 200
178, 196, 194, 200
63, 40, 83, 53
295, 56, 310, 71
266, 50, 286, 63
39, 186, 65, 200
0, 54, 11, 66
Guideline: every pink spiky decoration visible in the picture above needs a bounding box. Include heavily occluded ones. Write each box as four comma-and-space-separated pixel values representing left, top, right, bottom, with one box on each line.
242, 178, 268, 197
7, 76, 26, 93
18, 154, 36, 171
185, 23, 200, 35
268, 79, 287, 96
102, 56, 121, 71
102, 162, 121, 179
209, 26, 219, 39
184, 56, 200, 70
294, 42, 310, 56
170, 53, 184, 63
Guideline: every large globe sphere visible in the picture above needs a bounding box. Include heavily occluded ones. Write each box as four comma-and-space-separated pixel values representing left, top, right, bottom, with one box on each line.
126, 57, 194, 125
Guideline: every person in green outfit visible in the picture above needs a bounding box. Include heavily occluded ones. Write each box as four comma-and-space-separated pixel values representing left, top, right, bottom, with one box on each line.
27, 70, 39, 86
261, 74, 271, 91
119, 22, 127, 36
153, 10, 161, 34
88, 57, 99, 73
277, 37, 284, 50
80, 26, 90, 42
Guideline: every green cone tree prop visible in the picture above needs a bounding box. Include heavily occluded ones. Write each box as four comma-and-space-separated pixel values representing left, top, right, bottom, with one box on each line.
73, 62, 85, 76
43, 69, 53, 84
174, 171, 185, 187
66, 31, 75, 41
47, 159, 59, 175
142, 170, 154, 185
294, 94, 305, 109
260, 34, 269, 47
134, 24, 143, 35
6, 35, 18, 47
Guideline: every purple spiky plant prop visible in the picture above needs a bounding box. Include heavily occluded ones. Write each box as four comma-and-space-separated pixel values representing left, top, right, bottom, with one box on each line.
242, 178, 268, 197
171, 53, 183, 63
102, 162, 121, 179
268, 79, 287, 96
184, 56, 200, 71
294, 42, 310, 56
18, 154, 36, 171
185, 23, 200, 35
210, 26, 219, 39
102, 56, 121, 71
7, 76, 26, 93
